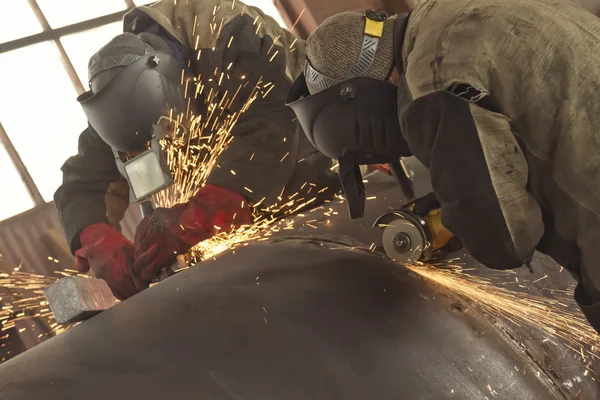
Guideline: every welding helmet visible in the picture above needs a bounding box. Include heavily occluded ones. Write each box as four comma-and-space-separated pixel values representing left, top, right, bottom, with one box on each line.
78, 33, 197, 202
286, 10, 412, 219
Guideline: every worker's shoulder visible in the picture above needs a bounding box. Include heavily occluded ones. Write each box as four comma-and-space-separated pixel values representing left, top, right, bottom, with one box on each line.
402, 0, 497, 96
411, 0, 600, 42
126, 0, 293, 50
404, 0, 600, 95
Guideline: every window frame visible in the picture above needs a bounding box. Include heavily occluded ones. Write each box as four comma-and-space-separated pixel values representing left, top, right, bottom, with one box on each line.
0, 0, 137, 211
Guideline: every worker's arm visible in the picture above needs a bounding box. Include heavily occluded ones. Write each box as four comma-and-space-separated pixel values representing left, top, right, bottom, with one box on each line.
54, 126, 130, 253
400, 87, 544, 269
125, 0, 314, 204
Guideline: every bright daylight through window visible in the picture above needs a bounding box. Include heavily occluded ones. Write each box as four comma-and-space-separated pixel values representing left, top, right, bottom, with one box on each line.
0, 0, 283, 221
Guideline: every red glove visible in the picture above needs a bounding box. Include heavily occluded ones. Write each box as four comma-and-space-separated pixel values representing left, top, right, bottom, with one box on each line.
75, 223, 147, 300
133, 184, 251, 280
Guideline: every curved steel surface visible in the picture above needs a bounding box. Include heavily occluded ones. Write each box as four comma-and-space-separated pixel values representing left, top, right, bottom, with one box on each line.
0, 240, 565, 400
0, 160, 597, 399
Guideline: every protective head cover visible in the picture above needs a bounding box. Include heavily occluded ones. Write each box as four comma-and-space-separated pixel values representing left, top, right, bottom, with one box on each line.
78, 33, 197, 202
286, 10, 411, 219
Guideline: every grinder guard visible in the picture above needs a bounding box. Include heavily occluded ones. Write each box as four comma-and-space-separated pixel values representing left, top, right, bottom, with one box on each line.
374, 209, 433, 262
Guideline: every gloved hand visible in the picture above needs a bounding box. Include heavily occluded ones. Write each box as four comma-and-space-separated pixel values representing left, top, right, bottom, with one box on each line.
409, 193, 461, 252
133, 184, 251, 281
75, 223, 147, 300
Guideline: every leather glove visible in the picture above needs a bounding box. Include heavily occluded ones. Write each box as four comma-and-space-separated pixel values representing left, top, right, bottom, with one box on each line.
133, 184, 251, 281
409, 193, 460, 252
75, 223, 147, 300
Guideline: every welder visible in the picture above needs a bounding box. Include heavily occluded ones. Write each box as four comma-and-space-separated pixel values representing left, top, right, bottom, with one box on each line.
54, 0, 338, 300
286, 2, 600, 331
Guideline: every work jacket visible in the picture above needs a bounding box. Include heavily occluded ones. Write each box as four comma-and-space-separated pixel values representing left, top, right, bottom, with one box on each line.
54, 0, 337, 253
396, 0, 600, 329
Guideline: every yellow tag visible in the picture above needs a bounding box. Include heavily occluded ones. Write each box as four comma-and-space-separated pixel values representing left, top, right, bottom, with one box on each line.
424, 209, 454, 250
364, 18, 384, 38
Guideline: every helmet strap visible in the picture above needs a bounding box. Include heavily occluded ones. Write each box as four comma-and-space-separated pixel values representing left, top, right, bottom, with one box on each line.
338, 155, 366, 219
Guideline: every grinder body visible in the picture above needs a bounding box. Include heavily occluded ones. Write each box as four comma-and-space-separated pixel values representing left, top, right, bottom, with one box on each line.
374, 193, 458, 263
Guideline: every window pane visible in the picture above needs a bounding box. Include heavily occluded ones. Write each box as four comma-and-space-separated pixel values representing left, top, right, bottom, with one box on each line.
0, 42, 88, 202
0, 140, 34, 221
36, 0, 126, 28
0, 0, 43, 43
60, 22, 123, 90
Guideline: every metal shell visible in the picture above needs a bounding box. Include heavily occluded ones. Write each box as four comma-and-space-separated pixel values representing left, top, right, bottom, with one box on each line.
0, 171, 593, 399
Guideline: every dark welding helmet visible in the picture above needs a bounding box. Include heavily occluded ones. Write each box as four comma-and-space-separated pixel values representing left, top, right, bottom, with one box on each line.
286, 10, 411, 219
78, 52, 197, 202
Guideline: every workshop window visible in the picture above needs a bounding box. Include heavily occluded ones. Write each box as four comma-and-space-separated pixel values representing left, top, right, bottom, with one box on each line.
61, 22, 124, 90
0, 145, 34, 221
36, 0, 127, 28
0, 0, 139, 221
0, 42, 88, 202
0, 0, 43, 43
0, 0, 287, 222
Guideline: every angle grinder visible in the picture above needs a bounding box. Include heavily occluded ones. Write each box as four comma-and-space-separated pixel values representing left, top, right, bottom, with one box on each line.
374, 193, 459, 263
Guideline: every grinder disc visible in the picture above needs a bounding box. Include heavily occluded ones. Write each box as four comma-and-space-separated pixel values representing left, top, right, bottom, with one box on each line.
382, 218, 426, 263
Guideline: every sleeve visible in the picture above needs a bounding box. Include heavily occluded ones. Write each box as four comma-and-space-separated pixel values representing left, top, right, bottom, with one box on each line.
399, 87, 544, 270
53, 126, 130, 253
